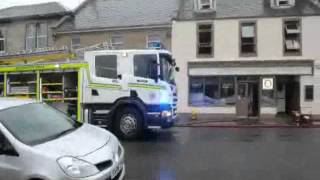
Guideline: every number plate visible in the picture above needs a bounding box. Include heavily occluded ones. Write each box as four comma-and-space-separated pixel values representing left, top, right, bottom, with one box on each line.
111, 163, 123, 179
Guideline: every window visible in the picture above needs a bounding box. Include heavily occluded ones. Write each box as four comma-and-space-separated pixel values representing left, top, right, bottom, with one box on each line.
273, 0, 295, 7
0, 30, 5, 52
110, 34, 124, 49
189, 76, 236, 106
134, 54, 158, 79
305, 85, 314, 101
147, 34, 161, 49
160, 53, 174, 83
240, 22, 257, 56
71, 34, 81, 49
95, 55, 118, 79
196, 0, 215, 11
197, 24, 213, 56
284, 20, 301, 55
26, 23, 48, 50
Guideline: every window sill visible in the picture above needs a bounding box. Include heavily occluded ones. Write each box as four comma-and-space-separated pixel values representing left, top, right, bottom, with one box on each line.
194, 9, 216, 14
197, 54, 214, 59
240, 53, 257, 58
284, 52, 302, 56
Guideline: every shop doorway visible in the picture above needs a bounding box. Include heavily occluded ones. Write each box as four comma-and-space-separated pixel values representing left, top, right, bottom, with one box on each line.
236, 78, 259, 118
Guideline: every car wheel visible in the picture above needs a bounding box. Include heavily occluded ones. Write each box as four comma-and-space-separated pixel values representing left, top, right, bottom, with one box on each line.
115, 107, 143, 139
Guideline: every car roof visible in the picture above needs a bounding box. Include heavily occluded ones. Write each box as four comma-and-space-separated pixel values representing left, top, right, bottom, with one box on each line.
0, 98, 36, 111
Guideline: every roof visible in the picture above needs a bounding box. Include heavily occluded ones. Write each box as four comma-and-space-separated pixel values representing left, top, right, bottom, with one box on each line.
0, 2, 71, 21
57, 0, 179, 32
178, 0, 320, 21
0, 98, 35, 111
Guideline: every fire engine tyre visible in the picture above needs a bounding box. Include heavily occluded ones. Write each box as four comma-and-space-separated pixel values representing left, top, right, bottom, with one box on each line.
115, 107, 143, 139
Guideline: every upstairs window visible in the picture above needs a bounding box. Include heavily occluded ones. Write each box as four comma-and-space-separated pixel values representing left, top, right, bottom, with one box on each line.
26, 23, 48, 50
196, 0, 215, 11
71, 34, 81, 49
284, 20, 301, 55
110, 34, 124, 49
197, 24, 213, 57
133, 54, 158, 79
240, 22, 257, 56
95, 55, 118, 79
0, 30, 4, 52
147, 34, 162, 49
272, 0, 295, 8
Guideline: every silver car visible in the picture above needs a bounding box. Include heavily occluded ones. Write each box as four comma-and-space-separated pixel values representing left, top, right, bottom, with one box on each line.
0, 98, 125, 180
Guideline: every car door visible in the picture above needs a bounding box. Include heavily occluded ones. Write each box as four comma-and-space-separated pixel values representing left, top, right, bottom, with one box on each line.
0, 130, 22, 180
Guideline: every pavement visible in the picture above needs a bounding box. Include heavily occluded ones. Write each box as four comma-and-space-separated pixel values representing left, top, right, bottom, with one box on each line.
123, 127, 320, 180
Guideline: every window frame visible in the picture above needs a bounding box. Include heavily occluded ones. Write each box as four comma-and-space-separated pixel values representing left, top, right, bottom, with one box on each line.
94, 55, 118, 79
71, 34, 81, 49
110, 34, 124, 49
188, 76, 237, 107
133, 54, 158, 80
197, 23, 214, 58
25, 22, 48, 50
0, 30, 5, 53
304, 85, 314, 102
239, 21, 257, 57
283, 18, 302, 56
195, 0, 215, 11
147, 33, 162, 49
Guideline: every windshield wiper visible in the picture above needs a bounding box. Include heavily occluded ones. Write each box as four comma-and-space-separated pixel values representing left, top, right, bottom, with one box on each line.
55, 128, 77, 138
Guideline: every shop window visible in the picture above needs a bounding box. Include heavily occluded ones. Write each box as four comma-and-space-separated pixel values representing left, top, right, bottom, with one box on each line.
71, 34, 81, 49
95, 55, 118, 79
189, 76, 236, 106
133, 54, 158, 79
26, 23, 48, 50
197, 24, 213, 57
240, 22, 257, 56
284, 20, 301, 55
0, 30, 5, 52
305, 85, 314, 101
261, 90, 275, 107
110, 34, 124, 49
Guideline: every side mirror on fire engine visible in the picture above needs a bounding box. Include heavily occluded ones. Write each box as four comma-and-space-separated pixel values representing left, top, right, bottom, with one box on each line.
175, 67, 180, 72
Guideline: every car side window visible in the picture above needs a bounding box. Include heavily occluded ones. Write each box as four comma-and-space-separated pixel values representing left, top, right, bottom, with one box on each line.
0, 131, 17, 156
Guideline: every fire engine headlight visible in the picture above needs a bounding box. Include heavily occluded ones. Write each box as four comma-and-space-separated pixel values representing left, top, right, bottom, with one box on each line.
161, 110, 172, 117
57, 156, 99, 178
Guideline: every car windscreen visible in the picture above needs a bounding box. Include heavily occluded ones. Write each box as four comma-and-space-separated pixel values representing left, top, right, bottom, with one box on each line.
0, 103, 80, 146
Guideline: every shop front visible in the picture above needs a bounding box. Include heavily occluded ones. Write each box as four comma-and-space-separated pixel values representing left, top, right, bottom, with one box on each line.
186, 60, 314, 120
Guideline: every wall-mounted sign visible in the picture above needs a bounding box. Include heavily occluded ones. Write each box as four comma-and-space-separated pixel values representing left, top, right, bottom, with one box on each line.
263, 78, 274, 90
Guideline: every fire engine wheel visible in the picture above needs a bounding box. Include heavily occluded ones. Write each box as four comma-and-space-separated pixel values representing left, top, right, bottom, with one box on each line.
115, 107, 142, 139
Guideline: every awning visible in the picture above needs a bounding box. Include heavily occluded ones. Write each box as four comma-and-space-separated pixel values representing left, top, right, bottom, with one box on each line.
188, 60, 314, 76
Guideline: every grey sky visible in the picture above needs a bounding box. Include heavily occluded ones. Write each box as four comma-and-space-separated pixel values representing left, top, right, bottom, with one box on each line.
0, 0, 86, 10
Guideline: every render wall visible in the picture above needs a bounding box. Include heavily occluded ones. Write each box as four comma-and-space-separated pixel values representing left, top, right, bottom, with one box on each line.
172, 16, 320, 116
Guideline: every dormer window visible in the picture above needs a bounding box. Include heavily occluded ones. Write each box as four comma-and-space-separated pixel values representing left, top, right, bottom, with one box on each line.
272, 0, 295, 8
195, 0, 215, 12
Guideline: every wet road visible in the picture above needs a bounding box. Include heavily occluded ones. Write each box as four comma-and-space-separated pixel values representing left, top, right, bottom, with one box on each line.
122, 127, 320, 180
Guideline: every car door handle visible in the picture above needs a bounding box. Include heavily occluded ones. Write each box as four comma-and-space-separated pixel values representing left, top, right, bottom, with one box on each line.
137, 79, 148, 83
92, 89, 99, 96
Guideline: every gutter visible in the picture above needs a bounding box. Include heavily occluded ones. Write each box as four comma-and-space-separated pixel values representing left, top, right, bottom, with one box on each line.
55, 24, 172, 35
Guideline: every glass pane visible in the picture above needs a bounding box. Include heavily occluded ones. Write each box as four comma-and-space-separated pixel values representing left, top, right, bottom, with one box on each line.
37, 37, 47, 48
189, 78, 205, 106
0, 39, 4, 51
37, 23, 47, 36
242, 25, 255, 38
95, 55, 118, 79
133, 54, 157, 79
0, 103, 78, 145
261, 90, 275, 107
305, 86, 314, 101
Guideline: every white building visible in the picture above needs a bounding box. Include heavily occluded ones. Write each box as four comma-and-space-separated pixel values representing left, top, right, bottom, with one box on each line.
173, 0, 320, 120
